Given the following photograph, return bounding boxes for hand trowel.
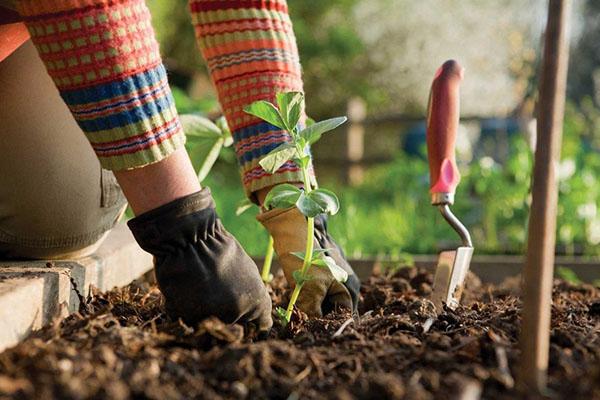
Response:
[426,60,474,311]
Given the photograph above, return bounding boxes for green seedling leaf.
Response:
[180,114,222,139]
[556,266,582,285]
[305,116,316,126]
[259,143,297,174]
[311,249,332,261]
[290,249,330,261]
[298,116,347,144]
[180,114,232,182]
[264,183,302,209]
[244,101,287,130]
[293,155,311,170]
[235,198,255,216]
[276,306,288,324]
[292,270,311,286]
[189,137,224,182]
[312,255,348,283]
[307,188,340,215]
[295,191,325,218]
[216,116,234,147]
[276,92,304,132]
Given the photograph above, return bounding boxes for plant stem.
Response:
[284,216,314,321]
[283,144,315,323]
[261,236,275,282]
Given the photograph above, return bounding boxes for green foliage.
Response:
[244,101,288,131]
[276,92,304,131]
[205,102,600,260]
[146,0,204,72]
[556,267,583,285]
[244,92,347,324]
[302,189,340,217]
[312,255,349,283]
[235,198,255,217]
[260,145,298,174]
[287,0,376,116]
[264,184,302,209]
[180,115,233,182]
[299,117,348,144]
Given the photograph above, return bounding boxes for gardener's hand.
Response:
[128,188,272,333]
[258,207,360,317]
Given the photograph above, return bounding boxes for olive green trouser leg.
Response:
[0,41,127,259]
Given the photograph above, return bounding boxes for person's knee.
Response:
[0,40,127,259]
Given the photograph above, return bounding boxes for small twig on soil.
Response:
[458,378,483,400]
[332,317,354,338]
[448,337,479,353]
[349,358,363,384]
[358,310,373,325]
[178,319,194,335]
[140,314,162,331]
[308,353,324,381]
[292,365,312,384]
[422,317,435,333]
[494,346,515,389]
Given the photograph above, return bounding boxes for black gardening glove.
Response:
[128,188,272,332]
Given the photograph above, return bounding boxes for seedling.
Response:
[180,114,233,182]
[244,92,349,325]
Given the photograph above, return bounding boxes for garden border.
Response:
[0,223,153,353]
[255,255,600,284]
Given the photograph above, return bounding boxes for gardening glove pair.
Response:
[128,188,272,333]
[258,207,360,317]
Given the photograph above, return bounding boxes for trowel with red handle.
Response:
[426,60,474,311]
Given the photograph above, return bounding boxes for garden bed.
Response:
[0,267,598,399]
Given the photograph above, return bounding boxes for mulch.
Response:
[0,266,598,400]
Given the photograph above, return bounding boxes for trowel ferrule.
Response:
[431,192,455,206]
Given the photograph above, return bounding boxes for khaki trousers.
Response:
[0,41,127,259]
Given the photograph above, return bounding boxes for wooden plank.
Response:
[345,97,367,185]
[519,0,572,392]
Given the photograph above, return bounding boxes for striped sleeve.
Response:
[16,0,186,171]
[189,0,314,197]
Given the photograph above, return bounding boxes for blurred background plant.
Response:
[142,0,600,258]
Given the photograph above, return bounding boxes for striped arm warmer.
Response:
[16,0,185,171]
[189,0,314,197]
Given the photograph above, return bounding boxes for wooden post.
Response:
[345,97,367,185]
[519,0,571,392]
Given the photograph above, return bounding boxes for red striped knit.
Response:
[190,0,313,196]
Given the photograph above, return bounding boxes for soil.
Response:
[0,267,598,400]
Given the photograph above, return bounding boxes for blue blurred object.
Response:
[403,121,427,158]
[479,118,520,138]
[402,117,522,163]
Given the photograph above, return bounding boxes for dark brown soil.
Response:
[0,267,598,400]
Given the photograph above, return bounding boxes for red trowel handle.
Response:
[426,60,464,205]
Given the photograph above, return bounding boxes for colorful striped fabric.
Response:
[190,0,313,196]
[17,0,185,170]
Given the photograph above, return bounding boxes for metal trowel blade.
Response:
[431,246,474,311]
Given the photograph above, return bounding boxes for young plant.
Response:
[244,92,349,324]
[180,114,233,182]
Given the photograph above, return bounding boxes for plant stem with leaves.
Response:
[244,92,349,325]
[261,236,275,282]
